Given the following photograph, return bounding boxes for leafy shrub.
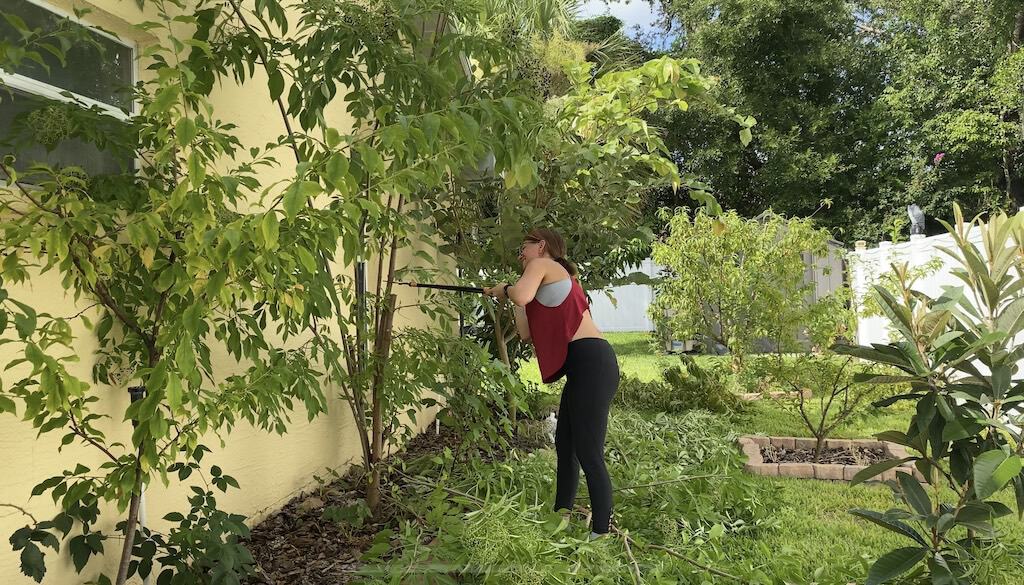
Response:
[836,206,1024,583]
[523,387,561,419]
[606,410,773,534]
[398,329,531,455]
[615,355,741,414]
[735,354,778,394]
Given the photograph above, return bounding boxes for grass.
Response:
[718,476,1024,583]
[731,397,917,440]
[517,331,678,385]
[518,332,1024,582]
[718,476,902,581]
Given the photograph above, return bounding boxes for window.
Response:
[0,0,135,176]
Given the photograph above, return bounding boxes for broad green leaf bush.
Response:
[836,205,1024,583]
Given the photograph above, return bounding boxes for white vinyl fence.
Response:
[850,221,1021,432]
[589,259,664,332]
[850,232,983,346]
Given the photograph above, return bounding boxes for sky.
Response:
[577,0,673,49]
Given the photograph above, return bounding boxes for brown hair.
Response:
[525,228,578,277]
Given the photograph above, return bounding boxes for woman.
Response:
[484,228,620,539]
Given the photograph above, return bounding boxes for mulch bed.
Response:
[242,421,549,584]
[760,444,889,466]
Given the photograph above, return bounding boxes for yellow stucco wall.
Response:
[1,1,449,582]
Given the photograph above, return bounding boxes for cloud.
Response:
[578,0,660,32]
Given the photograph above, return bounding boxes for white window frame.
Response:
[0,0,137,120]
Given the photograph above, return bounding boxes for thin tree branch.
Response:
[612,474,721,492]
[0,503,38,524]
[621,530,642,585]
[614,527,744,582]
[68,411,120,463]
[0,165,62,217]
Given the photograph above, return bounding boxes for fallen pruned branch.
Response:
[612,526,744,582]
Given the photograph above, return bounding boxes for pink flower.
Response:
[933,152,946,165]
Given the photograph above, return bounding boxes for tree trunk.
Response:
[493,305,511,367]
[492,306,517,425]
[114,462,142,585]
[730,350,744,375]
[813,435,826,464]
[367,293,397,513]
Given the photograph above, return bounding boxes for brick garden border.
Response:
[738,435,927,482]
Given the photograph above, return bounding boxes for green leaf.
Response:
[175,342,196,379]
[739,127,752,146]
[866,547,927,585]
[874,430,914,447]
[69,534,93,572]
[849,509,928,546]
[3,12,30,35]
[31,476,63,497]
[283,181,320,220]
[296,247,317,272]
[954,502,996,534]
[269,69,285,101]
[153,85,181,113]
[260,212,279,250]
[19,543,45,582]
[325,127,341,148]
[897,472,931,516]
[974,450,1021,499]
[325,153,349,189]
[188,150,206,187]
[166,374,184,412]
[851,457,913,486]
[834,343,913,371]
[0,394,16,415]
[14,309,37,339]
[175,118,197,147]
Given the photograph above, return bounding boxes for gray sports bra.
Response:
[535,279,572,307]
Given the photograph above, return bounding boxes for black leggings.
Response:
[553,338,620,534]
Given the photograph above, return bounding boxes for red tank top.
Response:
[526,278,590,383]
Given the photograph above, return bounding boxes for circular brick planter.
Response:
[738,435,927,483]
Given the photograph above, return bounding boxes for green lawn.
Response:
[520,332,1024,582]
[517,331,678,384]
[731,397,917,440]
[718,476,1024,583]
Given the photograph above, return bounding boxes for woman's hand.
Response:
[483,284,509,301]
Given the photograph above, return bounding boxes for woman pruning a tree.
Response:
[484,228,620,539]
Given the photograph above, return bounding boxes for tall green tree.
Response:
[652,0,898,242]
[648,0,1024,242]
[650,209,834,372]
[862,0,1024,225]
